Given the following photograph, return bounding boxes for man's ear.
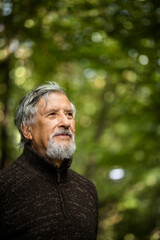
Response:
[21,123,32,140]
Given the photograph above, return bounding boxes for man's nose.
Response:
[58,114,70,128]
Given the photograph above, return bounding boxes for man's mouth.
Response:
[55,134,71,137]
[53,131,72,138]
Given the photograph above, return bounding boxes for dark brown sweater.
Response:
[0,145,98,240]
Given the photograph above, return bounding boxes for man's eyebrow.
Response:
[39,108,58,115]
[45,108,59,114]
[47,108,59,111]
[64,109,73,112]
[44,108,73,114]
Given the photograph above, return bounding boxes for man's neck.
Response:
[51,158,63,168]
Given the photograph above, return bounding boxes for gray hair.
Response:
[14,82,76,148]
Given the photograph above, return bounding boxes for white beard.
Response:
[46,130,76,161]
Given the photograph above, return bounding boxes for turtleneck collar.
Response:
[18,144,72,182]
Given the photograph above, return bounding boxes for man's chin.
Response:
[46,142,76,161]
[53,136,71,142]
[52,140,72,147]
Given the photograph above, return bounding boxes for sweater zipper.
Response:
[57,169,61,183]
[56,169,71,219]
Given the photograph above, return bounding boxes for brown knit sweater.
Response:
[0,145,98,240]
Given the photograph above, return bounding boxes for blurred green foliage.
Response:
[1,0,160,239]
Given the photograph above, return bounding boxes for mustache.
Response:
[50,129,73,139]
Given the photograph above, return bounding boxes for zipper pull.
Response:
[57,170,61,183]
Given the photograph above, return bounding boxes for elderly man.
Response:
[0,82,98,240]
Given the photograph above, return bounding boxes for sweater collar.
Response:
[19,144,72,182]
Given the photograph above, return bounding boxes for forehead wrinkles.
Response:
[37,93,72,114]
[36,95,48,114]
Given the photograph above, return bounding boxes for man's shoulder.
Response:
[0,154,25,187]
[68,168,97,196]
[0,159,19,178]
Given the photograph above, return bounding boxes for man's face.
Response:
[26,92,75,160]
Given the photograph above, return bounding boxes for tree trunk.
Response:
[0,58,11,169]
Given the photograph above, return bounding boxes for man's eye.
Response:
[48,112,56,116]
[67,112,73,117]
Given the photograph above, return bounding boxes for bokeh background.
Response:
[1,0,160,239]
